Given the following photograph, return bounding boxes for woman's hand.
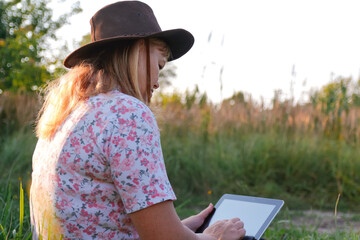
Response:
[181,203,214,232]
[203,218,246,240]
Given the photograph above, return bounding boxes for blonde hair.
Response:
[36,38,170,139]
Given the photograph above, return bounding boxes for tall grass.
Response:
[153,79,360,211]
[0,129,36,193]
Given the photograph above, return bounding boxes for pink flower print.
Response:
[80,209,90,217]
[154,139,159,147]
[84,161,92,170]
[135,102,144,108]
[127,150,132,156]
[142,185,149,194]
[96,101,103,108]
[87,125,95,139]
[87,198,98,208]
[74,145,81,154]
[130,170,141,185]
[108,232,116,239]
[149,177,158,187]
[52,174,62,187]
[127,130,137,141]
[132,177,140,185]
[73,183,80,191]
[119,138,128,148]
[125,196,137,210]
[58,168,66,175]
[111,152,122,168]
[83,144,93,153]
[66,223,79,234]
[96,118,104,127]
[141,158,149,167]
[142,111,153,126]
[112,136,121,146]
[89,215,100,225]
[95,111,103,118]
[112,136,128,149]
[103,138,112,156]
[118,118,127,125]
[119,105,130,114]
[127,99,135,106]
[136,149,143,157]
[70,159,81,172]
[148,160,159,174]
[148,188,160,199]
[81,194,88,201]
[83,225,96,236]
[70,136,80,147]
[120,155,135,171]
[124,183,139,194]
[109,210,121,227]
[98,232,116,240]
[76,215,88,226]
[56,197,72,211]
[110,105,117,113]
[140,134,153,146]
[127,119,137,128]
[59,152,71,165]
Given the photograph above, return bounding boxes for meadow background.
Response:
[1,0,360,239]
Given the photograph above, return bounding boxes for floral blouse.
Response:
[30,91,176,240]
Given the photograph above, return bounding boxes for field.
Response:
[1,77,360,239]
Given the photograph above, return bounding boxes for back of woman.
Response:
[31,91,175,239]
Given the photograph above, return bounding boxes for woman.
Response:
[30,1,246,239]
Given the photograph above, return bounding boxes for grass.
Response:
[0,129,36,195]
[0,181,32,240]
[1,183,358,239]
[163,128,360,211]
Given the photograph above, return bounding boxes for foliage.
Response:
[0,0,81,92]
[309,76,360,140]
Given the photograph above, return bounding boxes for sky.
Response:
[50,0,360,104]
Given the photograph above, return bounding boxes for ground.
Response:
[283,210,360,233]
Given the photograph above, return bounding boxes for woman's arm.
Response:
[129,200,246,240]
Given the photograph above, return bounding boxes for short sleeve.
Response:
[107,97,176,213]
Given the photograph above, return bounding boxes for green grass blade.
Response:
[19,181,24,237]
[1,184,12,224]
[0,223,7,239]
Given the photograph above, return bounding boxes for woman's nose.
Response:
[153,82,159,89]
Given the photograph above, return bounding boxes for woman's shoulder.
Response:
[88,91,146,109]
[88,90,155,121]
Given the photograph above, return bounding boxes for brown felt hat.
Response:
[64,1,194,68]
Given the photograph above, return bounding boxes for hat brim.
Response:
[63,28,194,68]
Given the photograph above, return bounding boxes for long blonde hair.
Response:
[36,38,169,139]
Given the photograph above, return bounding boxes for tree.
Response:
[0,0,81,92]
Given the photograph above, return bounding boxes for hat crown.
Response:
[91,1,162,42]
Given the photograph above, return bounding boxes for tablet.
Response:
[196,194,284,240]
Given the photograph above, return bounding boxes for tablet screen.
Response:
[195,194,284,239]
[209,199,276,236]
